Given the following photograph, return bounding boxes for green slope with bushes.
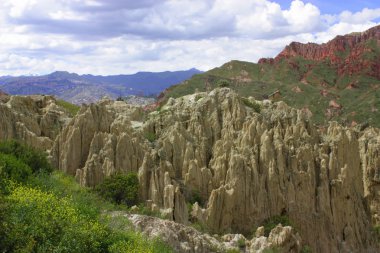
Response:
[162,59,380,127]
[0,140,172,253]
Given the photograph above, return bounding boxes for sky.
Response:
[0,0,379,76]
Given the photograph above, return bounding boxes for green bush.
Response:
[241,97,261,113]
[263,215,292,236]
[301,245,312,253]
[144,132,157,143]
[1,185,109,253]
[0,153,32,184]
[96,173,139,206]
[217,79,230,87]
[0,140,52,174]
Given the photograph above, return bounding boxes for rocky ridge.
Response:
[52,88,380,252]
[259,25,380,79]
[0,95,71,150]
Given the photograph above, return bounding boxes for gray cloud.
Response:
[0,0,379,76]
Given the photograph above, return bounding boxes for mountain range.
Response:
[161,25,380,127]
[0,68,202,104]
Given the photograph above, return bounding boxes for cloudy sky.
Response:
[0,0,379,76]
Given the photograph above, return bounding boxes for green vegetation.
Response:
[144,131,157,142]
[96,173,139,206]
[57,99,80,116]
[0,153,32,184]
[0,140,172,253]
[237,238,246,248]
[374,225,380,242]
[241,97,261,113]
[217,79,230,87]
[0,140,53,174]
[262,215,292,236]
[301,245,313,253]
[162,53,380,127]
[189,190,203,205]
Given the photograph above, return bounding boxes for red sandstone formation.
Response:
[259,25,380,80]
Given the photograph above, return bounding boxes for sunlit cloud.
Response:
[0,0,379,75]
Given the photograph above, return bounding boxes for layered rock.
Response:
[0,95,71,150]
[52,88,379,252]
[260,25,380,79]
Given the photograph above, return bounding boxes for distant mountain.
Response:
[161,25,380,127]
[0,68,202,104]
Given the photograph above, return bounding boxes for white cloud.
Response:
[340,8,380,24]
[0,0,378,76]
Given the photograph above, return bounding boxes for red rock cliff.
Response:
[260,25,380,79]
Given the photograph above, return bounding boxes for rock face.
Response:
[360,128,380,226]
[260,25,380,79]
[52,88,379,252]
[0,95,71,150]
[51,98,147,186]
[121,213,302,253]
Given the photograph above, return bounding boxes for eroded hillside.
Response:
[49,88,380,252]
[161,25,380,127]
[0,94,71,150]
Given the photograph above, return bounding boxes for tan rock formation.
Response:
[51,99,146,186]
[52,88,379,252]
[360,128,380,226]
[119,213,303,253]
[0,95,70,150]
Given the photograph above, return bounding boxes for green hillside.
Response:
[162,57,380,126]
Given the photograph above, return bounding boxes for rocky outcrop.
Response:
[360,128,380,226]
[120,213,302,253]
[51,98,147,186]
[52,88,379,252]
[0,95,71,150]
[260,25,380,80]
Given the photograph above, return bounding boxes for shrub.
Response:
[189,190,203,206]
[263,215,292,236]
[0,140,52,174]
[144,132,157,143]
[241,97,261,113]
[0,153,32,184]
[217,79,230,87]
[96,173,139,206]
[1,185,109,253]
[237,238,246,248]
[301,245,312,253]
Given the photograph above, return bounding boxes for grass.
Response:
[57,99,80,116]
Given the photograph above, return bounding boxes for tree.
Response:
[96,173,139,206]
